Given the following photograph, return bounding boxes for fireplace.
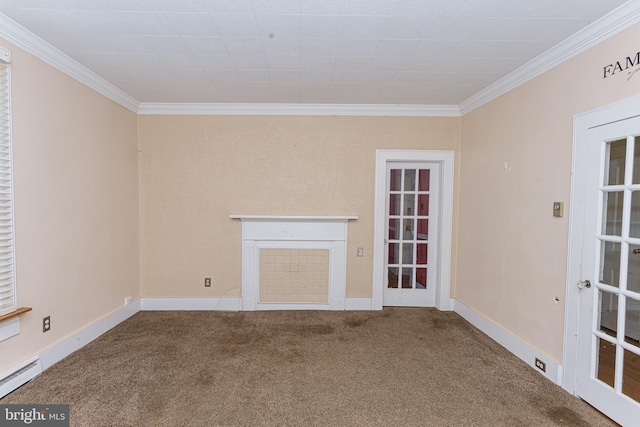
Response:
[230,216,357,310]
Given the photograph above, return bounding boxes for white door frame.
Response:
[564,93,640,394]
[372,149,455,310]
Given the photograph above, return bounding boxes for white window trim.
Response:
[0,45,18,342]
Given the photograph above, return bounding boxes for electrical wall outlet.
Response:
[357,247,364,257]
[553,202,564,217]
[535,358,546,372]
[204,278,211,287]
[124,296,132,305]
[42,316,50,333]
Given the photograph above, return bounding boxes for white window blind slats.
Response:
[0,54,15,317]
[0,296,14,309]
[0,294,15,314]
[0,287,14,301]
[0,267,13,276]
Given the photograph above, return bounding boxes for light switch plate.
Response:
[553,202,564,217]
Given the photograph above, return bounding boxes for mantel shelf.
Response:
[230,215,358,221]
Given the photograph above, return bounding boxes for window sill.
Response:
[0,307,32,342]
[0,307,32,322]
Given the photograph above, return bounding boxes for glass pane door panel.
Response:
[417,219,429,240]
[416,268,427,289]
[418,194,429,216]
[401,268,412,288]
[389,194,400,215]
[633,136,640,184]
[403,194,415,216]
[404,169,416,191]
[389,219,399,240]
[629,244,640,293]
[418,169,430,191]
[388,267,398,288]
[388,243,399,264]
[597,337,617,389]
[402,243,413,264]
[623,349,640,403]
[625,296,640,346]
[595,292,617,390]
[598,291,619,335]
[390,169,401,191]
[416,244,428,265]
[403,218,415,240]
[601,241,621,287]
[603,191,624,236]
[606,139,627,186]
[631,192,640,238]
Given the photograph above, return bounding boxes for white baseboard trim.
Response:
[454,300,562,386]
[140,297,376,311]
[40,299,141,371]
[140,297,242,311]
[344,298,373,310]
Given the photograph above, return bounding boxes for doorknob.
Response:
[633,248,640,254]
[578,279,591,289]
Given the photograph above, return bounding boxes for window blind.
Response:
[0,46,14,317]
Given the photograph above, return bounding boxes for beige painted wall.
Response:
[0,41,139,373]
[5,14,635,378]
[458,23,640,363]
[138,115,460,300]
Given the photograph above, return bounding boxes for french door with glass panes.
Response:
[577,115,640,425]
[384,162,439,306]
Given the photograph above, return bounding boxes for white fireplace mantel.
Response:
[231,215,358,310]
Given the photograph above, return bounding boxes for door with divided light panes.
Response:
[577,115,640,425]
[384,162,439,306]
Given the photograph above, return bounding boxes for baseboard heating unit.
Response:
[0,356,42,399]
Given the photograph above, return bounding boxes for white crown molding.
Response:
[137,102,461,117]
[0,13,139,113]
[459,1,640,115]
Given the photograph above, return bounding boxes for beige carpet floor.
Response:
[2,308,614,426]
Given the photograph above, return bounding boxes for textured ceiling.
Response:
[0,0,630,105]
